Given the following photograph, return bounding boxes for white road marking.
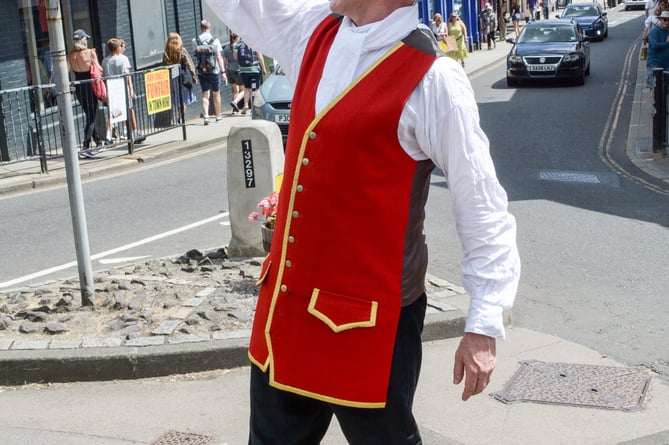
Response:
[0,213,229,289]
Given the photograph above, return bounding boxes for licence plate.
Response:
[528,64,555,72]
[275,114,290,124]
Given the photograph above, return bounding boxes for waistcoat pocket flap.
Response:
[308,288,378,333]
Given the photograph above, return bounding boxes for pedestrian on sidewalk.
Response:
[647,10,669,101]
[447,12,469,67]
[193,19,226,125]
[479,4,497,50]
[163,32,198,109]
[210,1,520,444]
[543,0,552,19]
[66,29,103,157]
[234,39,266,114]
[511,0,522,36]
[103,38,146,144]
[223,32,245,114]
[430,12,448,41]
[499,0,508,39]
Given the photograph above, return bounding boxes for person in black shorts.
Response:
[223,32,245,114]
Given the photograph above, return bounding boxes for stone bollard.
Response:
[226,120,284,257]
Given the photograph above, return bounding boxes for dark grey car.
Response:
[506,20,591,87]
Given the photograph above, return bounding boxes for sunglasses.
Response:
[661,17,669,21]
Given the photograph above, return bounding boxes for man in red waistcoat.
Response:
[210,0,521,443]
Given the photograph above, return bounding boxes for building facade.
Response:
[1,0,496,163]
[10,0,496,97]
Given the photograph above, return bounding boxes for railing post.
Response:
[176,65,187,141]
[658,71,669,155]
[652,68,664,153]
[31,86,48,173]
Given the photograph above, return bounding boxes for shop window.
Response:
[129,0,168,69]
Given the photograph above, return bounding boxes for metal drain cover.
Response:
[491,360,652,411]
[149,431,215,445]
[538,170,601,183]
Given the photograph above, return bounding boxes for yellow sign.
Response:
[144,69,172,115]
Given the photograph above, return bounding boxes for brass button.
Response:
[296,185,304,192]
[280,284,288,292]
[309,132,317,140]
[292,211,299,218]
[285,260,293,268]
[288,236,295,243]
[302,158,310,166]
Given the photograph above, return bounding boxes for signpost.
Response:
[46,0,95,305]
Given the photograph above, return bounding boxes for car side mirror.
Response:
[555,14,561,18]
[506,37,516,44]
[601,11,607,16]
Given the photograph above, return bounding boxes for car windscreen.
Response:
[517,26,576,43]
[563,5,599,16]
[261,72,294,102]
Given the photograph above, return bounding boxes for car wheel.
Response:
[625,5,630,10]
[585,63,590,76]
[507,77,519,87]
[604,28,608,39]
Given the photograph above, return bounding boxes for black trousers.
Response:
[249,294,427,445]
[74,83,100,148]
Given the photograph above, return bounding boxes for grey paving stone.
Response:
[11,340,50,350]
[152,319,181,335]
[166,279,192,285]
[195,287,216,298]
[168,334,209,344]
[212,329,251,340]
[82,338,123,348]
[50,340,83,349]
[183,297,205,307]
[0,339,13,350]
[427,299,458,312]
[106,274,167,282]
[171,307,193,320]
[431,289,459,298]
[426,275,454,288]
[124,336,165,347]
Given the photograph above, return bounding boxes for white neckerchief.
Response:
[315,4,419,113]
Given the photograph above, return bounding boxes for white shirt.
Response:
[206,0,521,339]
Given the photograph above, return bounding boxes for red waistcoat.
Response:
[249,16,439,408]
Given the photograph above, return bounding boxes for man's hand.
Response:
[453,332,497,401]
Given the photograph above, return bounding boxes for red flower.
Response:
[248,192,279,229]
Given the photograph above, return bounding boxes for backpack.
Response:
[237,41,254,67]
[195,36,217,74]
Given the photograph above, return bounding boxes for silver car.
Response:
[252,66,294,146]
[623,0,646,10]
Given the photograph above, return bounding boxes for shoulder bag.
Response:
[180,54,195,89]
[89,50,107,102]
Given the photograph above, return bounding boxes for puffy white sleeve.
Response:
[204,0,331,83]
[400,56,521,339]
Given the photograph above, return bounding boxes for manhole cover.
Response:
[149,430,214,445]
[491,360,652,411]
[538,170,601,184]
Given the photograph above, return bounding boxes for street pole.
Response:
[46,0,95,305]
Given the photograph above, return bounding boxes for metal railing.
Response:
[0,64,187,172]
